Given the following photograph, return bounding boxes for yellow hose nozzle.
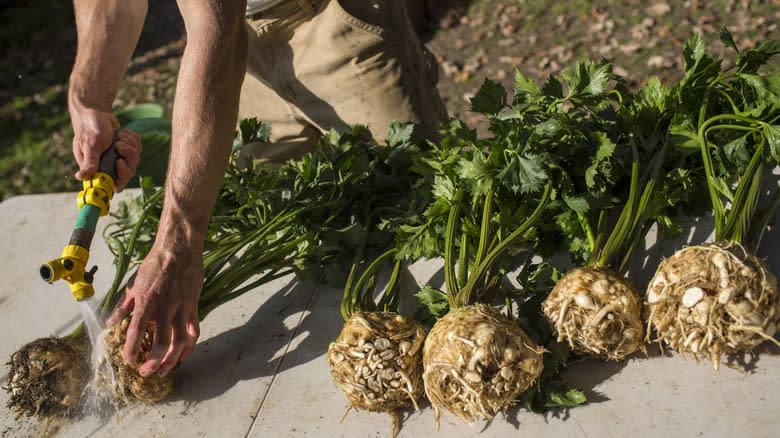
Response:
[41,144,117,302]
[39,245,96,301]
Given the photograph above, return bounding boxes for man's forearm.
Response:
[69,0,148,112]
[156,0,248,254]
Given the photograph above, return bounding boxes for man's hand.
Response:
[70,106,142,191]
[107,246,202,377]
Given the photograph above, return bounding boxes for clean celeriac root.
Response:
[422,304,544,426]
[328,312,426,437]
[645,242,780,369]
[542,267,644,360]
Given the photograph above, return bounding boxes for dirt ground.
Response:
[423,0,779,129]
[0,0,778,197]
[113,0,780,128]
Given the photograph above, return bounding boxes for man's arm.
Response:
[107,0,249,377]
[69,0,147,190]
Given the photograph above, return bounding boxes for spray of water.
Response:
[78,299,124,415]
[79,299,105,365]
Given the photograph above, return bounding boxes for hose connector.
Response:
[39,245,96,301]
[77,171,115,216]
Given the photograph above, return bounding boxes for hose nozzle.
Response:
[40,144,116,302]
[39,247,96,301]
[40,258,69,283]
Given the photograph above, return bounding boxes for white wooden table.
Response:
[1,192,778,438]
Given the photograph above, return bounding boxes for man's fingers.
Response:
[115,142,141,170]
[115,139,141,163]
[156,313,192,377]
[74,133,100,181]
[72,141,85,167]
[117,132,142,165]
[73,124,141,182]
[106,293,134,326]
[139,319,172,377]
[123,311,150,366]
[179,319,200,363]
[74,130,116,181]
[113,131,142,191]
[115,158,132,192]
[118,128,141,150]
[109,115,121,132]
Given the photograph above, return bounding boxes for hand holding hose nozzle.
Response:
[40,143,119,301]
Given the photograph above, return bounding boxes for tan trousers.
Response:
[237,0,448,162]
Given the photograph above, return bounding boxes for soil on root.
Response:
[422,304,544,425]
[5,336,90,419]
[101,318,175,403]
[543,267,644,361]
[645,242,780,369]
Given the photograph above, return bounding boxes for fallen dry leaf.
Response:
[646,3,672,17]
[646,55,674,69]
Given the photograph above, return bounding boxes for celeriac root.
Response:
[422,304,544,426]
[99,317,175,403]
[542,267,644,360]
[328,312,426,436]
[645,242,780,369]
[5,336,90,418]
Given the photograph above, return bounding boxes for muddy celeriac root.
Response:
[542,267,644,360]
[422,304,544,426]
[5,336,90,418]
[328,311,426,435]
[645,242,780,369]
[97,317,175,403]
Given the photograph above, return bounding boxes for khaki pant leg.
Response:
[240,0,448,162]
[281,0,448,143]
[238,9,321,163]
[238,67,320,163]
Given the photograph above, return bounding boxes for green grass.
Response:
[0,85,75,199]
[0,1,78,199]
